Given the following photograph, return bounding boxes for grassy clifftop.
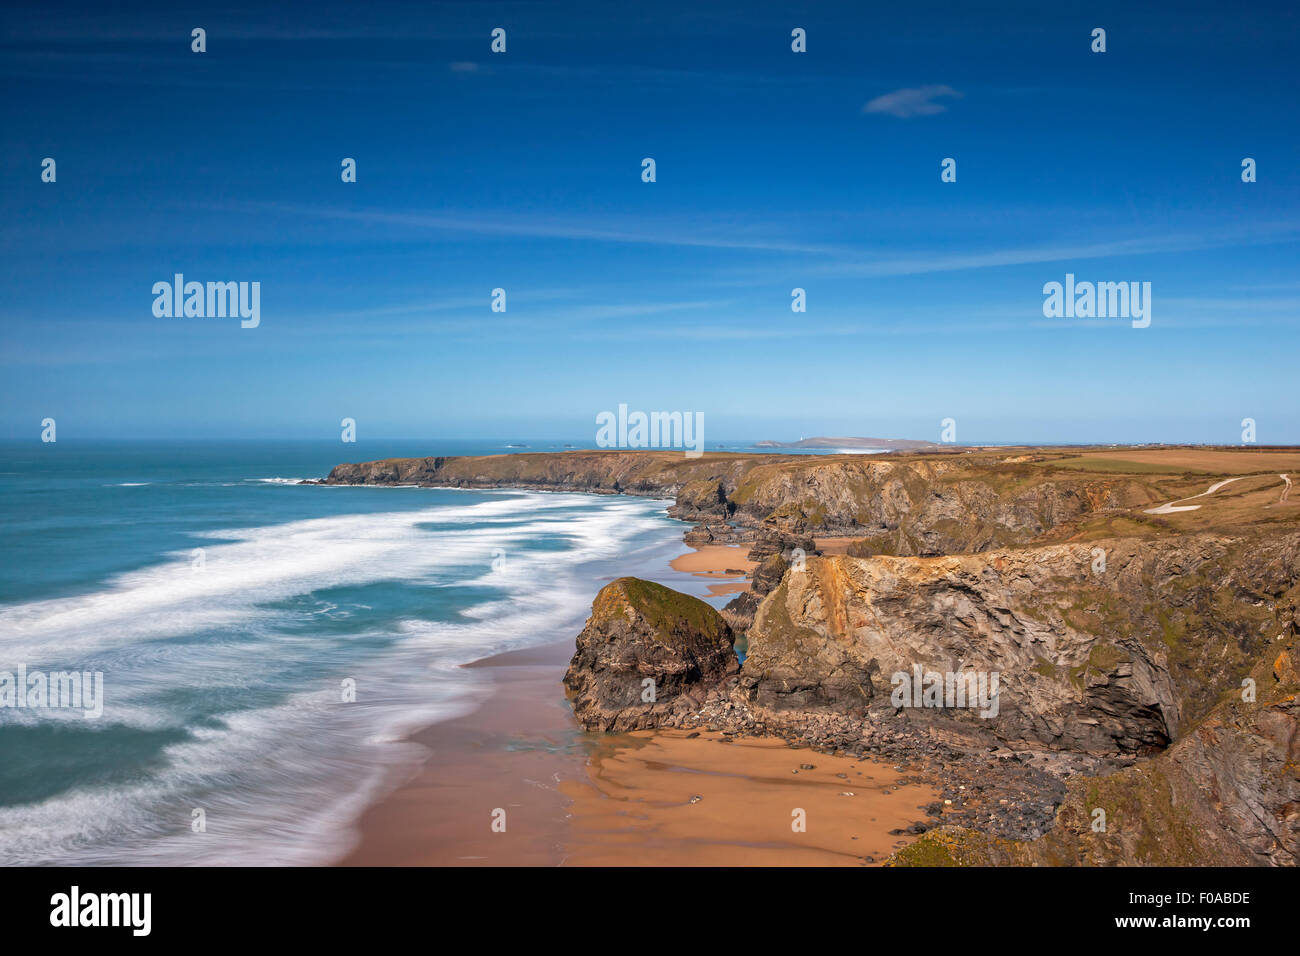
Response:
[326,446,1300,555]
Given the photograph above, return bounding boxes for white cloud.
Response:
[863,84,963,118]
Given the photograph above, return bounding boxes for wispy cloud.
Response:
[863,84,963,118]
[809,224,1300,279]
[207,202,1300,287]
[227,202,847,255]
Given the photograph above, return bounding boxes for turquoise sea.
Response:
[0,440,714,865]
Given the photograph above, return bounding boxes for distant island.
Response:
[754,436,942,451]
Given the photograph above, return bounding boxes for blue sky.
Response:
[2,0,1298,443]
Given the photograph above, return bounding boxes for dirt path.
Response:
[1144,476,1246,514]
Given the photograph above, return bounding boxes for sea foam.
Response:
[0,491,676,865]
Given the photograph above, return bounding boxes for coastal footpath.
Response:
[320,446,1300,865]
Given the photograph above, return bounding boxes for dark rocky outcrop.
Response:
[321,450,767,504]
[563,577,738,731]
[750,552,790,596]
[721,589,760,629]
[720,553,789,635]
[845,538,875,558]
[682,521,748,546]
[667,478,731,521]
[746,527,816,562]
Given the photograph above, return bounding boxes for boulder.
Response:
[563,577,738,731]
[682,520,743,546]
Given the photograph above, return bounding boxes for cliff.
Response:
[320,450,770,500]
[741,533,1299,755]
[321,448,1208,555]
[325,445,1300,864]
[892,638,1300,866]
[561,531,1299,864]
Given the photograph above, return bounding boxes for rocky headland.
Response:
[321,446,1300,865]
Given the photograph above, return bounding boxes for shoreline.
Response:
[337,638,584,866]
[336,543,938,866]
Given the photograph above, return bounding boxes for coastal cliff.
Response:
[321,448,1178,555]
[892,638,1300,866]
[741,533,1299,755]
[562,531,1299,865]
[321,450,769,500]
[743,531,1300,865]
[325,446,1300,864]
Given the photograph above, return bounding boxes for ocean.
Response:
[0,440,703,865]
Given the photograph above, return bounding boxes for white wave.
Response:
[0,493,651,661]
[0,490,678,865]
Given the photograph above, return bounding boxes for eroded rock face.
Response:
[747,527,816,562]
[751,552,790,596]
[739,533,1300,755]
[1159,692,1300,864]
[720,553,790,634]
[667,479,730,521]
[563,577,738,731]
[323,451,764,503]
[894,644,1300,866]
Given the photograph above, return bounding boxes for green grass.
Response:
[1033,457,1205,475]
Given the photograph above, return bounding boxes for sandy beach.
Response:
[665,538,859,593]
[667,543,754,595]
[338,545,938,866]
[561,730,937,866]
[813,536,861,555]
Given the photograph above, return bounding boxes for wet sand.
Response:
[338,639,584,866]
[339,639,938,866]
